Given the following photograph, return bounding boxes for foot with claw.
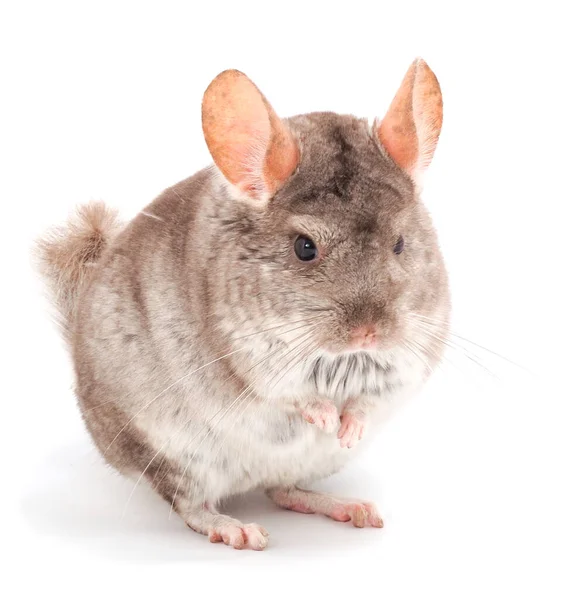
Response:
[182,502,269,551]
[208,522,269,551]
[328,501,383,527]
[267,486,383,528]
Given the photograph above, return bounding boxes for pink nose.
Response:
[350,324,379,349]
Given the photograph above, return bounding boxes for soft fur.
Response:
[36,61,450,550]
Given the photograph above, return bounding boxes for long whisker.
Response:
[103,347,245,456]
[412,335,462,377]
[266,338,318,394]
[408,328,473,382]
[410,317,501,381]
[211,319,324,393]
[404,315,500,392]
[410,312,532,374]
[449,330,532,374]
[402,340,432,374]
[87,320,319,415]
[230,315,323,342]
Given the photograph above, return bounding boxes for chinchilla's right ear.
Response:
[202,70,299,205]
[375,58,443,188]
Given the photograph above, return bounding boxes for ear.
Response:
[375,58,443,185]
[202,69,299,202]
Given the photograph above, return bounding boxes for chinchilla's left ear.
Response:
[375,58,443,187]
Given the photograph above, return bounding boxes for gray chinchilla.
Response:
[36,58,449,550]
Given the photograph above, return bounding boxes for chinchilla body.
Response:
[37,62,449,549]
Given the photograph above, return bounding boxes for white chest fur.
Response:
[204,347,425,501]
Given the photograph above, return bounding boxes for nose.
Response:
[350,324,379,349]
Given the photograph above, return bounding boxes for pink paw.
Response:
[329,501,384,528]
[300,400,339,434]
[337,412,365,448]
[208,523,269,551]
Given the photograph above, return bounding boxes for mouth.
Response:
[320,339,381,357]
[317,326,403,356]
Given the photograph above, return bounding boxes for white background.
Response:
[2,1,565,598]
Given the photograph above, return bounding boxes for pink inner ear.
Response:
[377,59,443,179]
[263,111,300,193]
[202,70,298,199]
[377,63,419,173]
[378,114,418,173]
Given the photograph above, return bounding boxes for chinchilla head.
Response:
[201,60,449,358]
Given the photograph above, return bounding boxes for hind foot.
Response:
[183,503,269,550]
[267,486,383,528]
[208,521,269,550]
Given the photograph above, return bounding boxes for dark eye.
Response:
[393,236,405,255]
[294,236,318,261]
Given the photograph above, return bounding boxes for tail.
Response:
[35,201,123,342]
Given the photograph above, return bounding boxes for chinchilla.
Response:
[36,59,449,550]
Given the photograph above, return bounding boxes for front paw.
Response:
[299,400,339,434]
[337,412,365,448]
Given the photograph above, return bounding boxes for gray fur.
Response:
[36,68,450,549]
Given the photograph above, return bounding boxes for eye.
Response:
[393,236,405,255]
[294,236,318,261]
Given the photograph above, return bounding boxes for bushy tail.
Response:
[35,201,123,342]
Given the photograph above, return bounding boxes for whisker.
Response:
[410,338,438,372]
[266,338,318,395]
[410,312,532,374]
[230,317,321,342]
[103,347,246,456]
[408,330,477,382]
[410,317,501,381]
[449,331,532,374]
[405,315,498,390]
[402,340,432,374]
[91,317,326,415]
